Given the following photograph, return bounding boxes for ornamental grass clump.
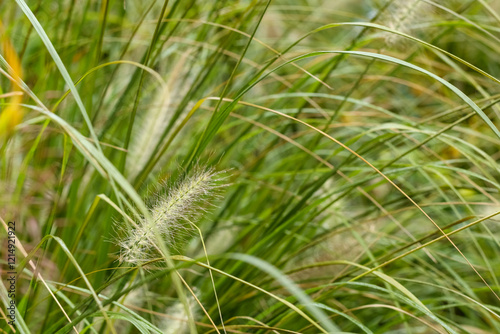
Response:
[119,167,225,264]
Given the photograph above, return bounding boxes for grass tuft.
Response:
[2,0,500,333]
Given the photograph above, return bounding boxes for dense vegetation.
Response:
[1,0,500,333]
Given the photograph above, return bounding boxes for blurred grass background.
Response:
[2,0,500,333]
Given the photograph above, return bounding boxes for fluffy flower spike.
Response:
[119,166,226,264]
[382,0,431,46]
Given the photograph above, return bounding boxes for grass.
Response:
[1,0,500,333]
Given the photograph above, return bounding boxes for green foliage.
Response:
[1,0,500,333]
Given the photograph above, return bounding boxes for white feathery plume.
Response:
[382,0,432,46]
[126,84,171,180]
[119,167,225,264]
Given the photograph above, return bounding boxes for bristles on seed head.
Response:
[118,166,227,264]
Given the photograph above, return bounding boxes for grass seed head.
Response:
[119,166,226,264]
[382,0,432,46]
